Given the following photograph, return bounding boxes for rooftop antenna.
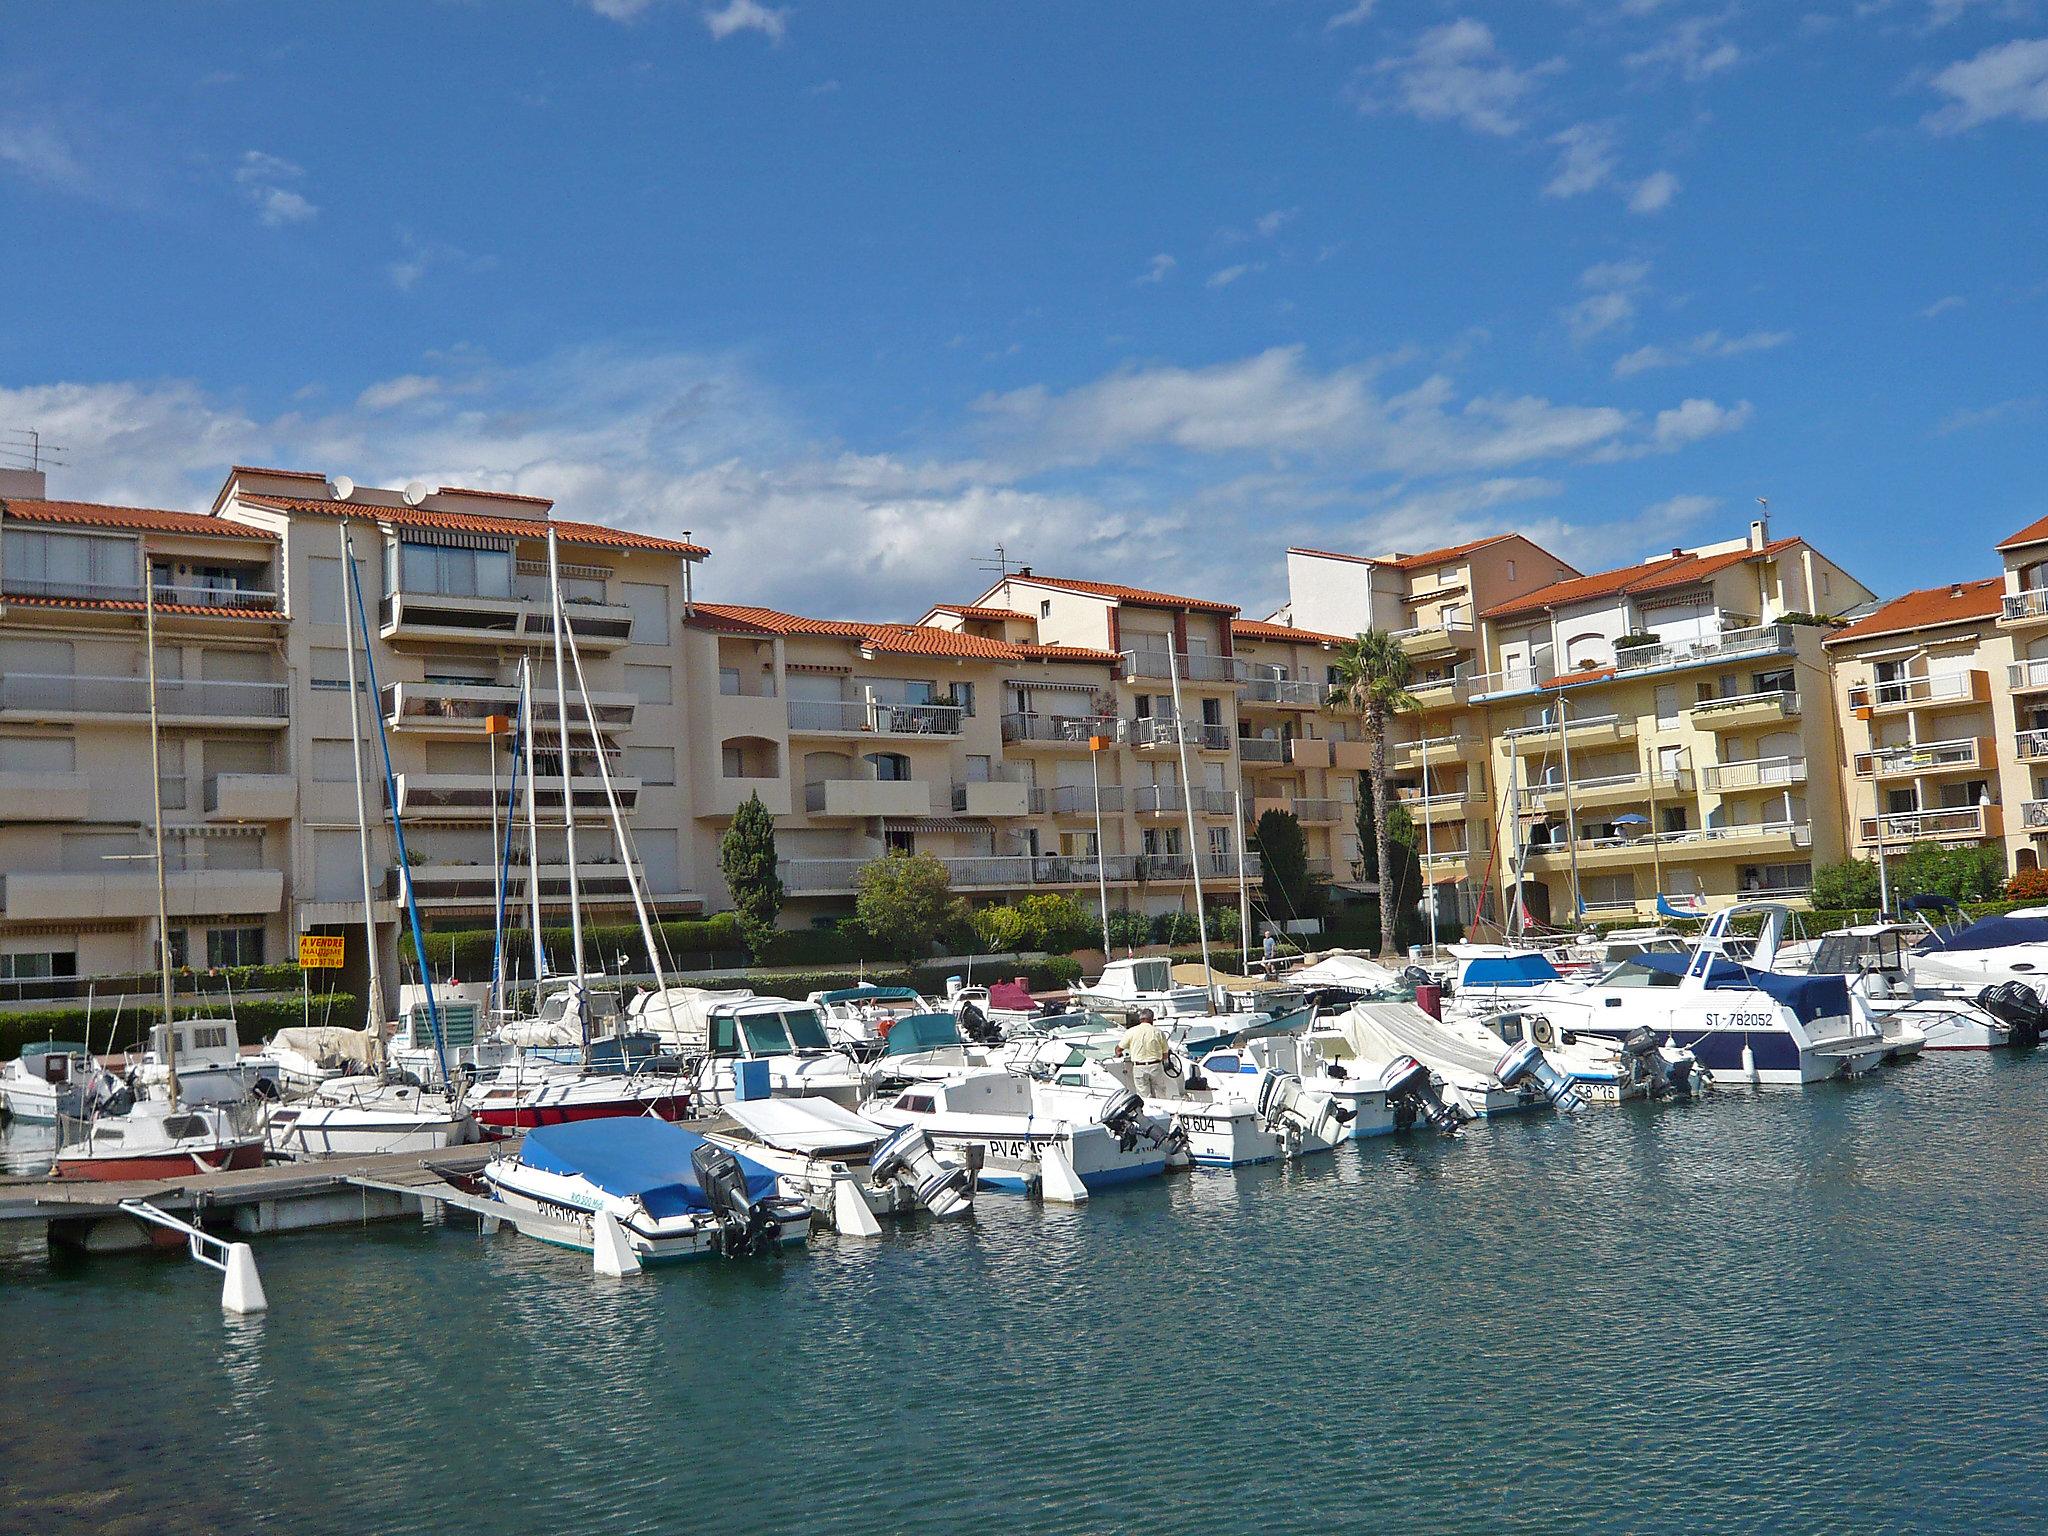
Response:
[973,544,1019,579]
[0,429,67,473]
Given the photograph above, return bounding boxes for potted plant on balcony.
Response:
[1613,633,1660,652]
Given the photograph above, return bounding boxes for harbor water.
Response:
[6,1053,2048,1534]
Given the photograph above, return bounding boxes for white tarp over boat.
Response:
[625,987,757,1051]
[268,1025,376,1068]
[1336,1000,1504,1084]
[722,1095,886,1155]
[1290,953,1402,992]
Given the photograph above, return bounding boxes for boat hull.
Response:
[51,1141,266,1181]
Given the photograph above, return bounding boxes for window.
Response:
[1208,826,1230,856]
[719,667,742,696]
[884,828,915,853]
[637,829,681,892]
[624,746,676,786]
[1507,559,1517,581]
[2,527,136,599]
[399,542,512,598]
[0,950,78,981]
[312,739,357,782]
[950,681,975,717]
[623,581,670,645]
[866,752,911,781]
[1754,667,1794,696]
[1201,697,1222,727]
[722,746,746,778]
[310,647,356,692]
[208,837,264,871]
[311,829,361,902]
[624,663,672,706]
[207,927,265,967]
[157,737,187,810]
[1040,600,1052,619]
[307,555,362,626]
[0,735,74,773]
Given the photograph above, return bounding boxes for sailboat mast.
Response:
[1165,641,1215,998]
[339,526,386,1059]
[1556,692,1584,923]
[143,576,179,1111]
[521,657,546,987]
[546,530,588,1025]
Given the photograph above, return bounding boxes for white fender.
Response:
[591,1208,642,1277]
[832,1176,883,1238]
[1038,1141,1089,1205]
[220,1242,268,1316]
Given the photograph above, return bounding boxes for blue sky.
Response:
[0,0,2043,618]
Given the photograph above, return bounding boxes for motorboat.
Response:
[126,1017,282,1107]
[463,1058,692,1137]
[51,1094,265,1181]
[1,1040,97,1124]
[807,984,932,1050]
[1322,999,1559,1117]
[483,1118,813,1264]
[863,1069,1183,1198]
[1072,956,1212,1019]
[265,1024,380,1094]
[945,976,1055,1034]
[386,983,516,1087]
[699,1095,975,1229]
[266,1073,477,1158]
[1473,1010,1704,1103]
[1794,924,2017,1052]
[627,988,869,1108]
[1908,911,2048,1007]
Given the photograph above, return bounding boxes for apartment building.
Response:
[0,468,292,986]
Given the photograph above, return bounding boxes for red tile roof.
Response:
[690,603,1117,664]
[926,602,1026,623]
[1000,573,1239,614]
[1481,538,1800,621]
[1823,577,2003,646]
[437,485,556,508]
[1997,514,2048,552]
[1232,617,1350,647]
[2,497,277,541]
[0,592,282,622]
[229,465,325,481]
[236,493,708,558]
[1288,534,1572,574]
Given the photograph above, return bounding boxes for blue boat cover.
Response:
[1631,952,1850,1025]
[1900,893,1960,913]
[519,1119,777,1218]
[817,985,921,1005]
[1460,953,1562,987]
[883,1012,965,1055]
[1915,914,2048,953]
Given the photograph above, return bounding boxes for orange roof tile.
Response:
[1288,534,1574,574]
[690,603,1117,664]
[437,485,556,508]
[927,602,1026,623]
[236,493,708,558]
[229,465,325,481]
[1001,573,1238,614]
[1823,577,2002,646]
[1231,617,1350,647]
[1997,514,2048,552]
[1481,538,1801,621]
[2,497,276,541]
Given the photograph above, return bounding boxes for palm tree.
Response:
[1329,630,1416,961]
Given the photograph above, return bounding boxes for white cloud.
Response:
[0,121,89,193]
[1326,0,1377,30]
[1545,123,1620,197]
[1921,294,1967,317]
[1925,37,2048,132]
[357,374,442,411]
[703,0,788,42]
[1629,168,1681,212]
[234,150,317,227]
[1354,20,1559,137]
[1624,13,1742,81]
[1255,207,1299,238]
[1936,394,2043,433]
[1136,253,1176,285]
[1640,493,1720,526]
[1206,263,1259,289]
[1613,344,1684,377]
[1613,329,1791,376]
[387,231,496,293]
[584,0,658,17]
[1566,259,1651,342]
[1650,396,1753,448]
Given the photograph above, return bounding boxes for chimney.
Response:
[1018,564,1032,577]
[0,467,48,499]
[1749,515,1768,552]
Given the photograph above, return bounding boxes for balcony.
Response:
[0,770,88,821]
[2010,658,2048,695]
[379,590,636,650]
[2022,800,2048,833]
[1289,797,1342,824]
[790,698,964,738]
[1000,712,1122,749]
[1394,618,1475,658]
[697,777,793,819]
[1521,768,1693,812]
[1611,622,1795,676]
[1032,783,1128,816]
[1242,674,1323,709]
[0,868,284,922]
[804,778,932,818]
[1408,673,1475,706]
[204,773,296,822]
[1238,736,1287,763]
[951,777,1031,817]
[1853,737,1988,780]
[1505,713,1637,754]
[1860,805,2002,846]
[1529,822,1814,868]
[775,851,1261,897]
[1702,756,1807,794]
[1849,672,1989,713]
[389,861,657,908]
[2020,729,2048,762]
[1130,717,1233,752]
[1689,690,1799,732]
[383,680,637,736]
[1388,733,1474,770]
[0,575,281,615]
[394,773,638,820]
[1118,649,1247,686]
[2002,588,2048,627]
[1290,737,1333,769]
[1397,789,1470,824]
[1134,785,1236,817]
[1467,666,1545,700]
[0,672,288,726]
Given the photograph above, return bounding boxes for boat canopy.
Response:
[1631,952,1850,1025]
[1457,952,1561,988]
[519,1119,777,1218]
[1900,894,1961,913]
[884,1012,966,1055]
[1914,915,2048,953]
[986,979,1036,1012]
[1290,953,1402,991]
[17,1040,89,1058]
[817,986,922,1006]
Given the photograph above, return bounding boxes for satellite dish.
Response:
[402,480,429,506]
[327,475,355,502]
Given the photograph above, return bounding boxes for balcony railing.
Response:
[1611,621,1794,675]
[777,851,1260,895]
[1288,797,1342,824]
[0,671,288,721]
[1134,785,1235,816]
[1238,736,1287,763]
[2010,659,2048,692]
[1118,649,1248,685]
[788,698,964,736]
[2003,588,2048,623]
[1849,673,1977,710]
[381,680,636,734]
[395,773,636,818]
[1000,711,1121,747]
[2018,729,2048,761]
[1503,711,1628,741]
[1241,675,1323,707]
[1860,806,1996,844]
[1528,822,1814,857]
[1703,756,1807,793]
[2023,799,2048,831]
[380,590,636,647]
[1032,783,1128,816]
[1853,737,1983,779]
[1130,717,1234,752]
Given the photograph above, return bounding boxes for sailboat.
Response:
[54,582,265,1179]
[268,524,476,1158]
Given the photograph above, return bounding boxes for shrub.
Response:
[969,903,1033,954]
[1893,840,2005,904]
[410,915,746,977]
[0,993,360,1061]
[2006,867,2048,902]
[719,792,784,959]
[1013,892,1099,952]
[1206,904,1242,946]
[1152,909,1202,946]
[1105,908,1150,951]
[1811,859,1881,911]
[853,852,961,960]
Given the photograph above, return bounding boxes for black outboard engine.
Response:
[690,1140,805,1258]
[1619,1025,1668,1099]
[1977,982,2045,1048]
[958,1000,1003,1045]
[1378,1055,1467,1137]
[1096,1086,1153,1152]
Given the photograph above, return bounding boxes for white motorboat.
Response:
[1472,1010,1704,1103]
[627,988,869,1108]
[126,1017,282,1107]
[1324,999,1560,1117]
[1907,911,2048,1017]
[1073,956,1212,1018]
[464,1058,693,1137]
[1793,924,2011,1052]
[52,1093,266,1181]
[266,1074,477,1158]
[1,1040,98,1124]
[265,1024,380,1094]
[483,1118,812,1264]
[806,984,933,1050]
[700,1095,975,1227]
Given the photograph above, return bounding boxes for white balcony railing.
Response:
[2010,659,2048,692]
[1503,711,1627,741]
[1854,737,1982,779]
[0,671,288,720]
[2018,729,2048,762]
[1135,785,1235,816]
[1690,688,1799,720]
[1242,675,1324,707]
[2003,588,2048,623]
[1612,621,1794,675]
[1703,756,1807,793]
[788,698,964,736]
[1860,806,1994,843]
[1118,649,1248,685]
[777,851,1261,896]
[1031,783,1128,816]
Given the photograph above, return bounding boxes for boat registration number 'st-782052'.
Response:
[1699,1012,1776,1030]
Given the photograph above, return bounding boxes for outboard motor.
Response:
[690,1140,806,1258]
[1977,982,2045,1048]
[85,1068,133,1119]
[869,1123,974,1220]
[1494,1038,1587,1114]
[1378,1055,1466,1137]
[1097,1086,1153,1153]
[958,1000,1004,1046]
[1255,1071,1355,1148]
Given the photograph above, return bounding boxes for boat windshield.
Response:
[1597,958,1687,989]
[739,1008,831,1056]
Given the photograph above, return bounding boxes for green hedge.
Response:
[0,994,360,1062]
[679,957,1084,999]
[408,915,747,977]
[0,962,312,1006]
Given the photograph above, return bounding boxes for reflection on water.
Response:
[5,1059,2048,1534]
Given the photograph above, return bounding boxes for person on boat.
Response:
[1262,930,1279,977]
[1117,1010,1171,1100]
